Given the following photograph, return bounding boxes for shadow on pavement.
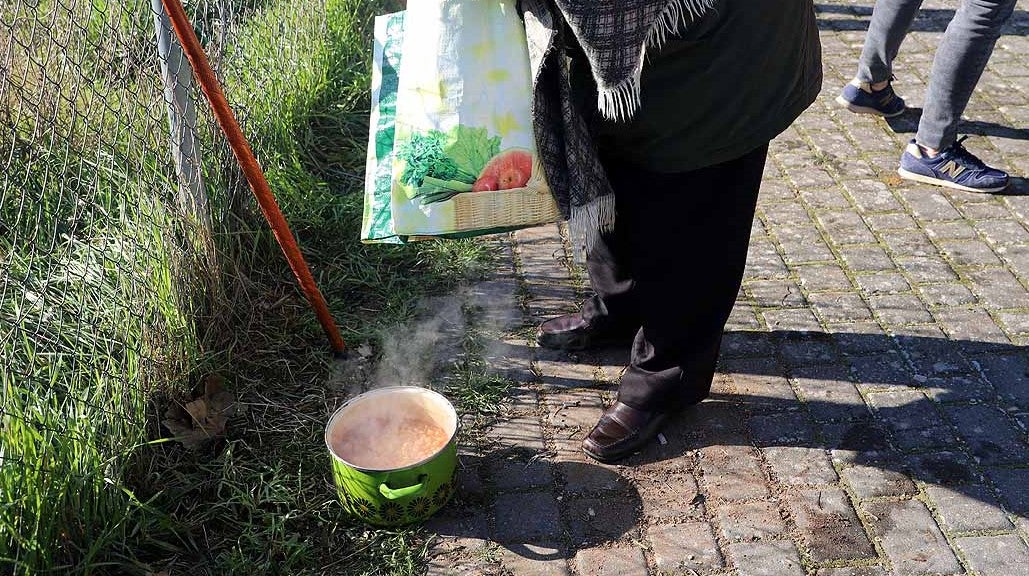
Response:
[426,452,642,561]
[885,107,1029,142]
[522,329,1027,518]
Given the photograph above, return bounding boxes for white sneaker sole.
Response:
[897,168,1009,193]
[835,95,905,118]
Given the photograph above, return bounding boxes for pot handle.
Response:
[379,475,428,500]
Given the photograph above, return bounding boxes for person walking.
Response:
[836,0,1015,193]
[523,0,822,463]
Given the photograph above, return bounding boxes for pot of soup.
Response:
[325,386,458,526]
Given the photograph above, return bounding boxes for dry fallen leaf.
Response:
[162,374,237,449]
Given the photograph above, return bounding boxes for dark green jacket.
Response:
[573,0,822,173]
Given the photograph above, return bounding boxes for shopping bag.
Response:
[362,0,559,243]
[361,11,405,244]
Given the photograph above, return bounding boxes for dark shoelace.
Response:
[943,136,987,170]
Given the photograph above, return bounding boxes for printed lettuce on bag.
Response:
[389,0,559,237]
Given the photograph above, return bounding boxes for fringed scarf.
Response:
[521,0,716,256]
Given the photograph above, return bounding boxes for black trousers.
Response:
[581,144,769,411]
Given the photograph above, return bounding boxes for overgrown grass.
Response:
[2,0,503,574]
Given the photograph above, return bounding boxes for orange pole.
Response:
[160,0,345,354]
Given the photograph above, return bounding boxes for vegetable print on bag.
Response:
[389,0,559,238]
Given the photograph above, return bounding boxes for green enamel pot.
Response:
[325,386,458,527]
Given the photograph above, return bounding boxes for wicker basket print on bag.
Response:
[445,157,559,232]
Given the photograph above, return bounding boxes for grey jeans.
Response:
[856,0,1017,150]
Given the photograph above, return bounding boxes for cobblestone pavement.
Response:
[426,1,1029,574]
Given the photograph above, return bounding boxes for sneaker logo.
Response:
[939,160,966,178]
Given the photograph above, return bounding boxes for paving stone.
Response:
[762,308,825,332]
[984,467,1029,516]
[866,389,940,432]
[938,239,1004,266]
[970,353,1029,408]
[488,456,553,491]
[491,416,547,452]
[855,272,912,295]
[700,445,769,501]
[791,364,869,422]
[747,279,807,308]
[425,540,496,576]
[955,534,1029,576]
[722,330,778,358]
[895,255,960,283]
[788,487,875,562]
[573,545,649,576]
[724,357,799,410]
[895,189,963,221]
[841,464,917,499]
[500,543,571,576]
[864,212,918,232]
[554,458,629,496]
[818,211,877,245]
[870,293,935,325]
[894,332,977,376]
[726,540,805,576]
[493,491,563,543]
[830,323,897,355]
[849,353,915,389]
[821,419,893,464]
[844,179,904,213]
[890,424,963,453]
[684,400,750,445]
[775,225,837,264]
[877,231,939,258]
[750,412,817,446]
[796,263,855,292]
[943,404,1028,466]
[925,484,1014,532]
[779,334,839,367]
[717,500,786,542]
[649,521,725,572]
[814,568,888,576]
[764,446,839,485]
[566,496,641,546]
[916,282,978,307]
[840,246,897,272]
[636,469,705,521]
[966,267,1027,311]
[862,498,962,575]
[808,291,876,323]
[942,306,1012,345]
[902,449,980,485]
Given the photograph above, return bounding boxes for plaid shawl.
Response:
[521,0,715,255]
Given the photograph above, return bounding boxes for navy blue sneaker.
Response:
[898,137,1010,193]
[836,80,906,117]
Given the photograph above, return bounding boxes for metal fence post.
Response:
[152,0,212,237]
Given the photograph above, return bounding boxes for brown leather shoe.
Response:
[536,312,636,351]
[581,401,669,463]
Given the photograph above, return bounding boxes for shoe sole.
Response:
[897,168,1009,193]
[835,96,905,118]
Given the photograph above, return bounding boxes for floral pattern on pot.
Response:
[380,501,404,524]
[432,481,454,508]
[407,497,432,519]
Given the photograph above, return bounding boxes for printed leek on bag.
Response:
[389,0,559,237]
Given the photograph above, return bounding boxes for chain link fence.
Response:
[1,0,335,570]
